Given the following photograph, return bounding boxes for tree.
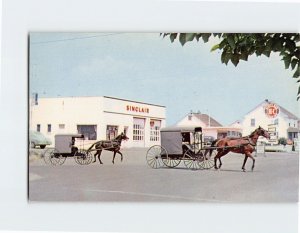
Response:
[162,33,300,100]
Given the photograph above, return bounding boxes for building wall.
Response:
[242,106,273,136]
[240,102,299,142]
[102,97,166,147]
[31,97,104,144]
[30,96,166,148]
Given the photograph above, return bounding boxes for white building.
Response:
[176,112,242,139]
[30,96,166,148]
[238,99,299,143]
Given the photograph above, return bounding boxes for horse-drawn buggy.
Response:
[43,134,93,166]
[146,126,215,170]
[146,125,270,172]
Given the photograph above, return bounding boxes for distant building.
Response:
[176,112,242,139]
[30,96,166,148]
[238,99,299,143]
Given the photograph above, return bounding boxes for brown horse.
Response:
[209,126,270,171]
[87,133,129,164]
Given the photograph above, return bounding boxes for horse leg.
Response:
[248,153,256,171]
[214,145,228,170]
[214,151,222,170]
[93,151,97,163]
[218,157,222,169]
[112,151,116,164]
[217,151,229,169]
[93,149,100,163]
[214,155,219,169]
[116,150,123,162]
[98,150,103,164]
[242,155,248,172]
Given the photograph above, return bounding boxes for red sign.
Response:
[150,121,154,127]
[126,105,149,113]
[264,103,279,118]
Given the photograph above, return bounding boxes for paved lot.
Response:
[29,148,299,202]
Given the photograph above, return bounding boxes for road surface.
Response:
[29,148,299,202]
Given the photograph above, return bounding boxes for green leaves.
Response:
[226,34,236,50]
[179,33,195,46]
[221,52,231,65]
[240,53,249,61]
[293,65,300,78]
[262,50,271,57]
[231,54,240,67]
[291,59,298,70]
[282,55,292,69]
[210,44,219,52]
[170,33,178,43]
[201,33,211,43]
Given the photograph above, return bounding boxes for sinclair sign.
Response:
[264,103,279,118]
[126,105,149,114]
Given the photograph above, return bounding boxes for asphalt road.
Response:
[29,148,299,202]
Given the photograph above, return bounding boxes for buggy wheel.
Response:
[74,150,93,165]
[183,150,201,170]
[43,148,53,165]
[49,149,66,166]
[146,145,166,169]
[199,150,216,169]
[162,155,181,168]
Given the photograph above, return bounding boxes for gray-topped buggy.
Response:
[146,126,215,170]
[43,134,93,165]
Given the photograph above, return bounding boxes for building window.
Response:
[77,125,97,140]
[59,124,65,129]
[274,119,279,125]
[133,118,145,141]
[133,124,144,141]
[37,124,41,132]
[106,125,118,140]
[47,124,51,133]
[188,115,192,121]
[150,120,161,142]
[251,118,255,127]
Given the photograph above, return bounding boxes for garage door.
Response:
[132,118,145,147]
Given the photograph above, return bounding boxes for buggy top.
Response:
[55,134,84,154]
[160,126,202,155]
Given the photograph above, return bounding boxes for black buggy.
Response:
[43,134,93,166]
[146,126,216,170]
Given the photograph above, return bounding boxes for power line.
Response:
[31,32,126,45]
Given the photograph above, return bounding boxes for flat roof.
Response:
[103,96,166,108]
[37,96,166,108]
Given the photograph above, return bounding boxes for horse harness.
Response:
[96,139,121,150]
[219,136,257,152]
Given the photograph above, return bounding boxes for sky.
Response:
[29,32,299,126]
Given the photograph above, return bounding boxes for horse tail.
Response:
[87,141,99,152]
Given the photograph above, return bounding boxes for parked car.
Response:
[29,130,52,149]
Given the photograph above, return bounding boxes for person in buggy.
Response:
[70,137,79,155]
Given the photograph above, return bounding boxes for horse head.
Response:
[119,132,129,141]
[256,126,270,139]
